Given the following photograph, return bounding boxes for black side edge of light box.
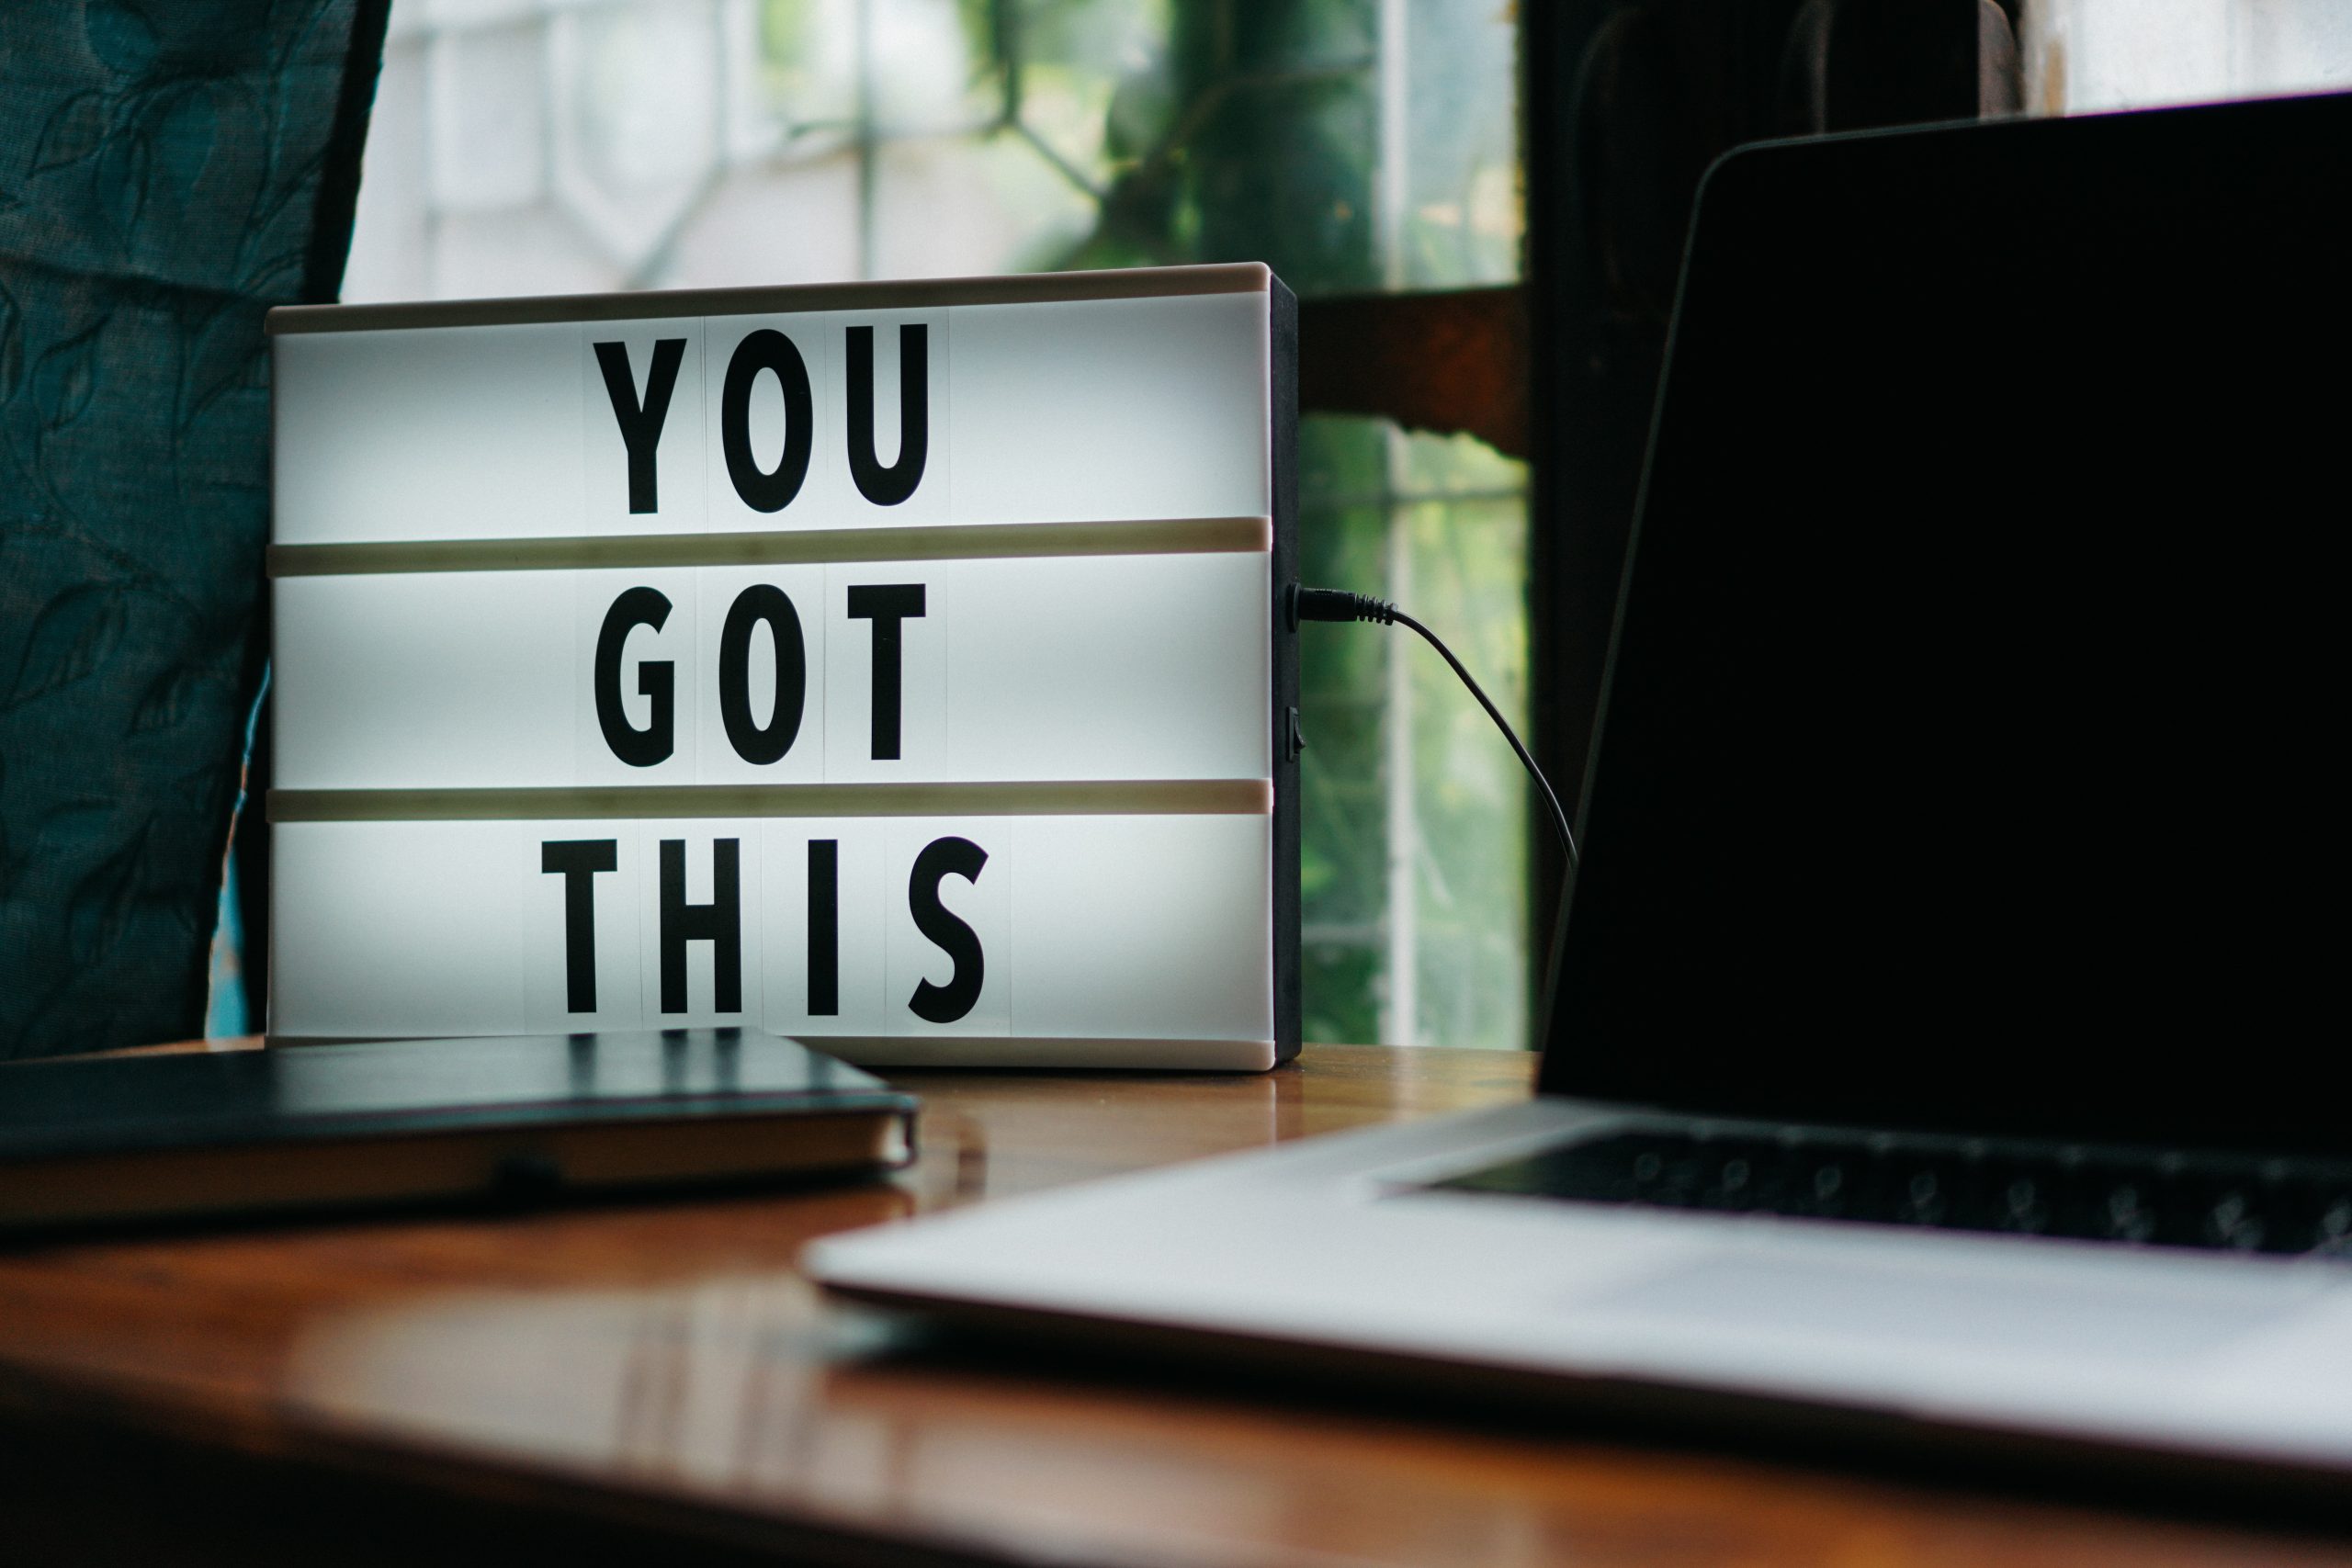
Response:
[1270,275,1303,1065]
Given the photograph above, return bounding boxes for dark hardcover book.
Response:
[0,1031,915,1233]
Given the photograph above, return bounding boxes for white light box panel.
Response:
[266,266,1301,1068]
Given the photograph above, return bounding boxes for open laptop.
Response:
[806,92,2352,1483]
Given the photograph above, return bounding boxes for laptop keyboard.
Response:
[1428,1128,2352,1258]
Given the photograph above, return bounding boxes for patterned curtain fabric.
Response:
[0,2,386,1059]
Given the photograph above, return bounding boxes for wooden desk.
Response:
[0,1044,2341,1567]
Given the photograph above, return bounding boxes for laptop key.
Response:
[1428,1129,2352,1260]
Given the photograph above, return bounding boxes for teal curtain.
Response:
[0,2,387,1058]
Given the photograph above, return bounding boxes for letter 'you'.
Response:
[593,339,685,513]
[596,323,930,514]
[846,323,929,505]
[721,330,814,513]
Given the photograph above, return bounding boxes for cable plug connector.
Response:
[1289,586,1397,628]
[1289,581,1578,870]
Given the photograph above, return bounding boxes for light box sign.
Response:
[266,265,1300,1069]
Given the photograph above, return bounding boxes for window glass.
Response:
[2024,0,2352,114]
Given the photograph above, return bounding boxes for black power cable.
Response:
[1289,585,1577,871]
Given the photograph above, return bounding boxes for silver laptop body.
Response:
[808,94,2352,1483]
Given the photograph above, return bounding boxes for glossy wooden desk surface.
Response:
[0,1043,2343,1567]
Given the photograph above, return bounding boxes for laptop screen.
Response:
[1540,93,2352,1156]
